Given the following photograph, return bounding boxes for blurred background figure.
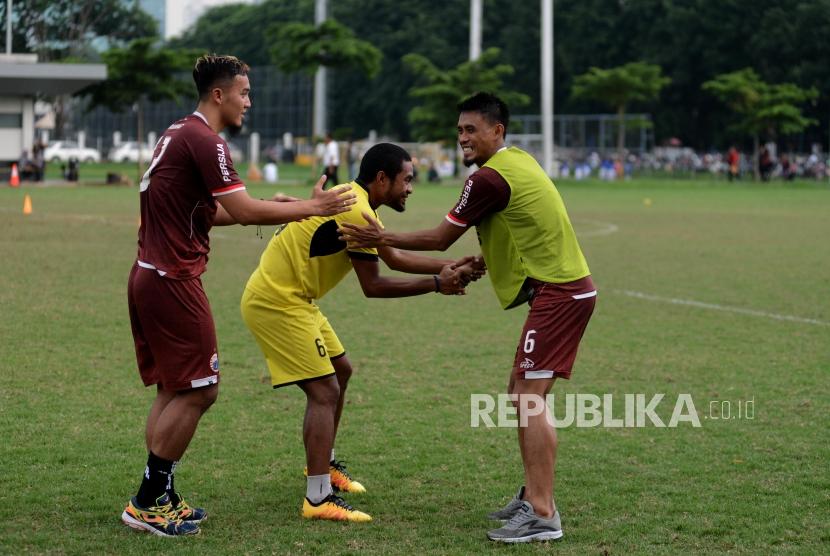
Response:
[19,150,37,181]
[779,154,795,181]
[322,132,340,186]
[727,146,740,181]
[759,147,774,181]
[33,141,46,182]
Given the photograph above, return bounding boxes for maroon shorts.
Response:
[127,262,220,391]
[512,276,596,380]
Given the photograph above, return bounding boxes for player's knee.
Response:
[334,359,353,383]
[193,384,219,410]
[510,379,554,411]
[305,378,340,407]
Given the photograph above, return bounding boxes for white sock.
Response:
[330,449,335,462]
[306,474,332,504]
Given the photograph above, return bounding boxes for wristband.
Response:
[433,275,440,293]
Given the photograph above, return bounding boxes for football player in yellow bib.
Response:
[340,95,596,542]
[241,143,483,522]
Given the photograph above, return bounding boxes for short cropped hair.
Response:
[457,92,510,137]
[356,143,411,185]
[193,54,250,99]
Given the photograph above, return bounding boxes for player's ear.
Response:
[374,170,387,187]
[494,122,505,139]
[211,86,223,105]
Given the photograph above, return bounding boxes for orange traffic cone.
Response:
[247,163,263,181]
[10,163,20,187]
[23,194,32,215]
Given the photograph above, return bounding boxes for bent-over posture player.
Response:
[242,143,483,522]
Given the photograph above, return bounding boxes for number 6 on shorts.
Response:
[523,329,536,353]
[315,338,327,357]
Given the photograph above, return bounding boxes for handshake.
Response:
[435,255,487,295]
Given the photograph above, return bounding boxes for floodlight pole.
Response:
[6,0,12,54]
[313,0,327,138]
[541,0,554,176]
[469,0,481,61]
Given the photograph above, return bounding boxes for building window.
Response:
[0,113,22,128]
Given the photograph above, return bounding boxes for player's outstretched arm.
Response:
[216,175,356,226]
[377,248,484,287]
[351,258,466,298]
[270,192,304,202]
[378,246,455,275]
[339,213,466,251]
[214,191,306,225]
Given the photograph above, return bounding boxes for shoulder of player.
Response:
[467,166,508,190]
[162,117,210,147]
[170,115,221,139]
[336,193,379,226]
[178,123,232,160]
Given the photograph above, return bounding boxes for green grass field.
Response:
[1,176,828,554]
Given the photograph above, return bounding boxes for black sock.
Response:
[136,451,175,508]
[167,460,180,506]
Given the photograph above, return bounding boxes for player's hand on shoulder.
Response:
[437,264,466,295]
[338,212,386,248]
[310,175,357,216]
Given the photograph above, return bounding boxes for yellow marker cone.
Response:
[23,194,32,215]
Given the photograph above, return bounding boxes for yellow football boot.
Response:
[329,459,366,493]
[304,459,366,493]
[302,494,372,522]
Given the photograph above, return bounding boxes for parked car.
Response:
[43,141,101,163]
[108,141,154,163]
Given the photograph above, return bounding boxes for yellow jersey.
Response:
[245,182,382,302]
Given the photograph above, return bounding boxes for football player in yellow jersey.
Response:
[241,143,483,522]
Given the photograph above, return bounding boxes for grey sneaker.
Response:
[487,501,563,543]
[487,486,525,521]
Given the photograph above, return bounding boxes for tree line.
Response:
[170,0,829,153]
[4,0,828,154]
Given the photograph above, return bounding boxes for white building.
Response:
[0,54,106,168]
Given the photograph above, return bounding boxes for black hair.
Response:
[356,143,411,185]
[193,54,250,99]
[457,92,510,137]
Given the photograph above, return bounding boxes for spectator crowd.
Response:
[556,145,829,181]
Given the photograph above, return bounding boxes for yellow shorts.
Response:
[241,288,345,388]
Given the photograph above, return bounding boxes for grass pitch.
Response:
[0,175,828,554]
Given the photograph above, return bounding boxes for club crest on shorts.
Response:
[210,352,219,372]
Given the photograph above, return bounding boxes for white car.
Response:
[108,141,154,163]
[43,141,102,163]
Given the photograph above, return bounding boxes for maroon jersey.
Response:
[445,167,511,228]
[136,112,244,279]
